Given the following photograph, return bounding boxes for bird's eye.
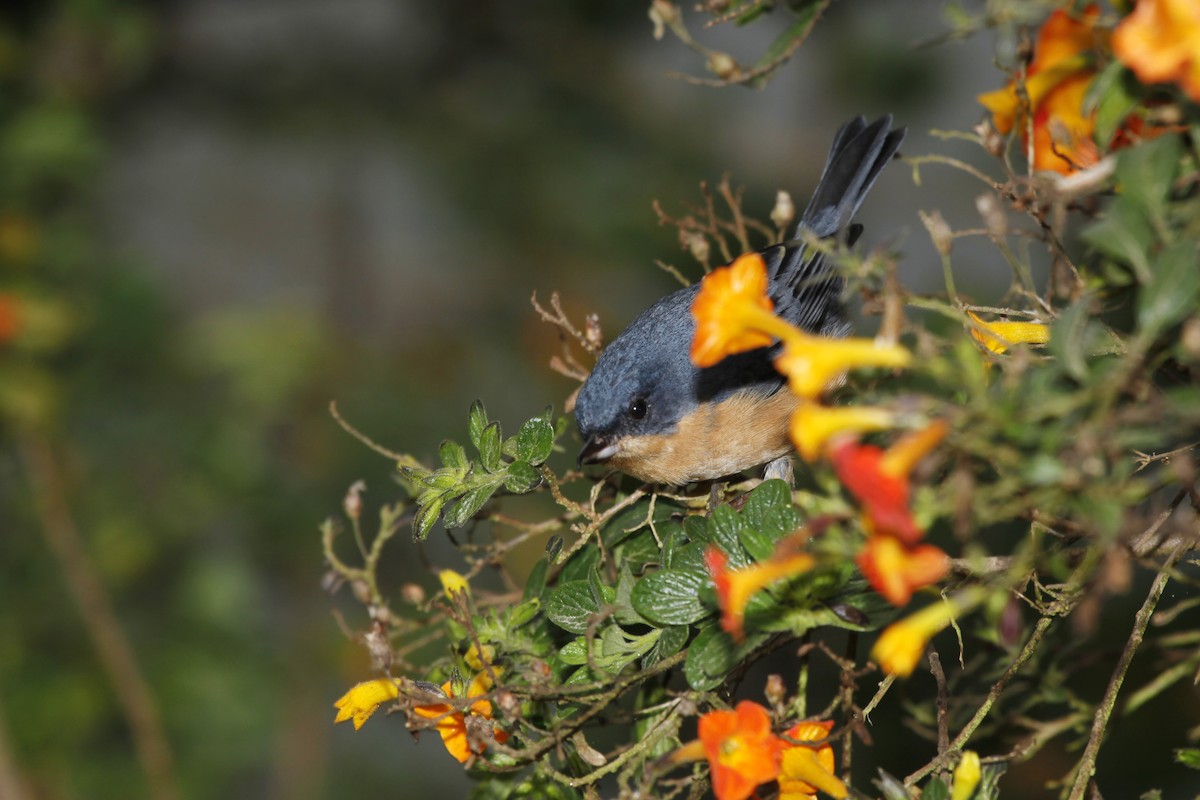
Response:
[628,397,648,420]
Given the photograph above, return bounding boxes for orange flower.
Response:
[706,540,815,641]
[779,720,846,799]
[977,6,1104,173]
[967,311,1050,354]
[856,534,950,607]
[690,253,786,367]
[697,701,784,800]
[790,403,897,462]
[872,589,987,677]
[774,334,911,401]
[830,442,912,544]
[411,673,509,763]
[1114,0,1200,103]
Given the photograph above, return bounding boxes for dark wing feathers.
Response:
[768,115,905,335]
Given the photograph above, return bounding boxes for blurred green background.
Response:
[12,2,1190,799]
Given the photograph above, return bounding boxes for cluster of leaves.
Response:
[403,401,561,539]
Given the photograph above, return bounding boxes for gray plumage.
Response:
[575,116,905,479]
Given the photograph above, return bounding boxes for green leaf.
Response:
[1138,240,1200,335]
[684,627,770,690]
[1088,61,1139,147]
[739,478,802,559]
[1117,133,1182,222]
[1080,197,1153,282]
[504,460,541,492]
[412,496,444,541]
[508,597,540,627]
[708,506,751,567]
[1175,748,1200,770]
[1048,298,1099,382]
[919,777,950,800]
[643,624,690,668]
[613,564,648,626]
[545,580,613,634]
[515,414,555,465]
[442,483,498,528]
[439,439,468,470]
[631,568,710,626]
[468,399,488,449]
[478,421,502,472]
[523,558,548,600]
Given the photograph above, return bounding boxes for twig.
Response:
[904,615,1054,786]
[929,650,950,763]
[19,435,182,800]
[1066,540,1190,800]
[329,400,411,463]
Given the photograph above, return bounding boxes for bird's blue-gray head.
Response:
[574,286,701,466]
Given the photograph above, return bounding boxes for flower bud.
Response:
[770,190,795,232]
[400,582,426,605]
[343,479,366,520]
[706,52,740,80]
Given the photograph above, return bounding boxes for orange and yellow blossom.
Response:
[967,311,1050,354]
[333,677,401,730]
[779,720,846,800]
[695,701,784,800]
[872,589,988,677]
[856,534,950,607]
[706,540,815,641]
[410,673,509,763]
[1113,0,1200,103]
[977,6,1104,173]
[790,403,897,462]
[774,334,911,401]
[690,253,783,367]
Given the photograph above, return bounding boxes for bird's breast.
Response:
[606,389,800,485]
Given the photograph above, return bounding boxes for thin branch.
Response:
[19,435,182,800]
[1066,540,1190,800]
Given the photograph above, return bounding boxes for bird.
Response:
[573,115,905,486]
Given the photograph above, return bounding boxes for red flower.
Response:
[706,540,815,641]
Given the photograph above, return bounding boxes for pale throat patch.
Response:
[605,389,800,485]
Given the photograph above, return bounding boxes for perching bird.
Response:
[574,115,905,486]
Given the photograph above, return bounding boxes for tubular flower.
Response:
[856,534,950,607]
[706,543,815,641]
[830,440,916,544]
[333,677,400,730]
[951,750,983,800]
[779,720,846,800]
[967,311,1050,354]
[697,701,784,800]
[690,253,790,367]
[411,673,509,763]
[872,589,987,677]
[774,333,911,401]
[977,6,1104,173]
[439,569,470,600]
[790,403,897,462]
[1113,0,1200,103]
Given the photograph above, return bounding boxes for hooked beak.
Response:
[578,434,619,466]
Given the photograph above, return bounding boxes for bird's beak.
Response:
[578,434,619,466]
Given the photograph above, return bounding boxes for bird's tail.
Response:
[799,115,905,239]
[768,115,904,334]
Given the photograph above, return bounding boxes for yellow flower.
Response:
[774,334,911,401]
[411,673,509,763]
[951,750,983,800]
[779,720,846,800]
[706,539,815,641]
[790,403,897,461]
[690,253,789,368]
[871,589,987,677]
[333,677,400,730]
[439,569,470,600]
[967,311,1050,354]
[1113,0,1200,103]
